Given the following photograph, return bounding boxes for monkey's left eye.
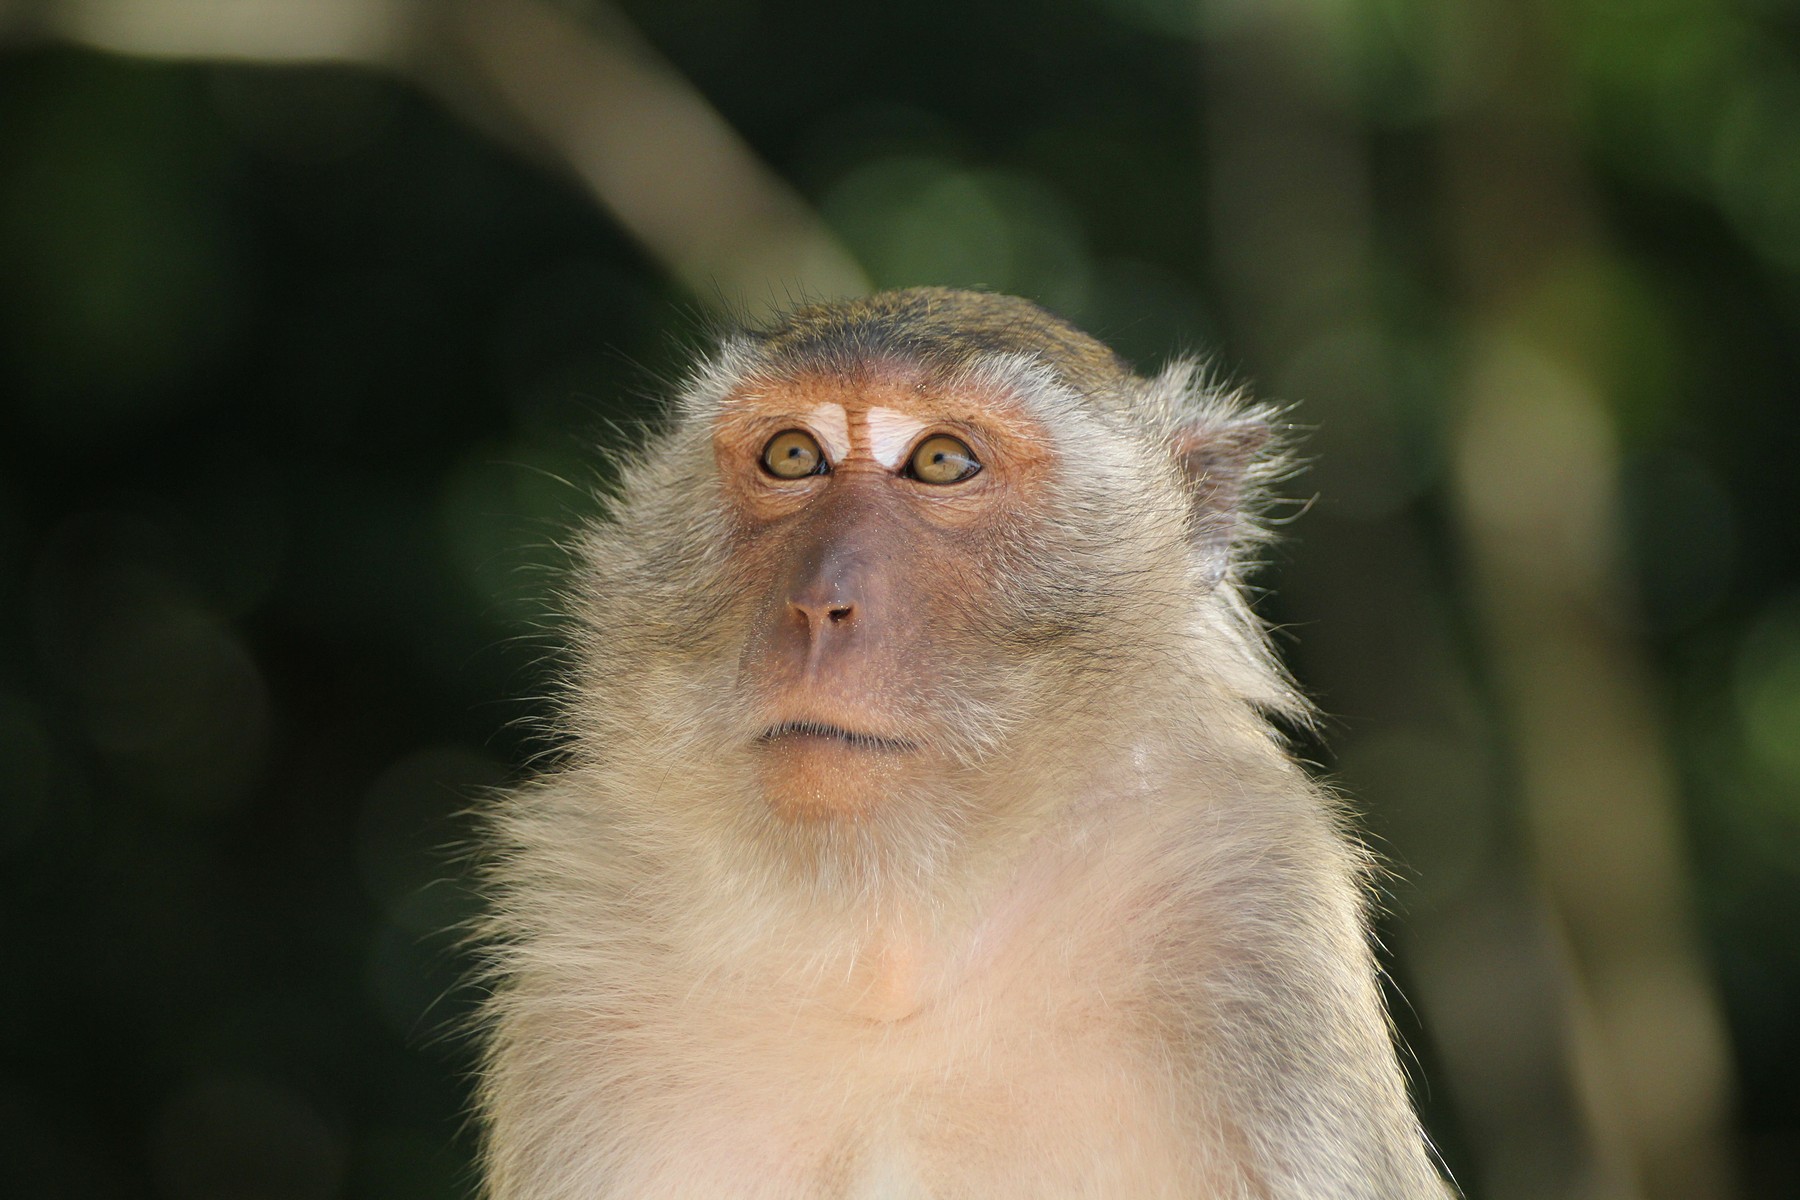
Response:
[906,434,981,485]
[760,429,828,479]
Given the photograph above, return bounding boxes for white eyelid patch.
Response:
[804,403,850,463]
[865,407,928,470]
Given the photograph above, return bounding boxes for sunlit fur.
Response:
[475,290,1450,1198]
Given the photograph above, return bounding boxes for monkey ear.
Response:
[1173,415,1271,584]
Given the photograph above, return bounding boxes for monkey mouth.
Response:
[757,721,917,754]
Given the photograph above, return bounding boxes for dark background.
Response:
[2,2,1797,1198]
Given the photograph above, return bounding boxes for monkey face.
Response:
[710,364,1059,819]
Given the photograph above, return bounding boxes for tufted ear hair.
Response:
[1173,413,1273,586]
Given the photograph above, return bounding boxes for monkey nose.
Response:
[788,597,857,639]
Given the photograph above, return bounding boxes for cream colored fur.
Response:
[474,330,1451,1198]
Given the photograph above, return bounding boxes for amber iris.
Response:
[761,429,827,479]
[907,434,981,484]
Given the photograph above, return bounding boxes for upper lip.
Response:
[756,720,917,754]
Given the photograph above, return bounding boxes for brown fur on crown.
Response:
[748,288,1136,399]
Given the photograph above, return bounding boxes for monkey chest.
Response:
[609,995,1201,1199]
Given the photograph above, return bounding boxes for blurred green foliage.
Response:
[2,1,1798,1197]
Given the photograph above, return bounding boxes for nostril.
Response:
[787,599,857,632]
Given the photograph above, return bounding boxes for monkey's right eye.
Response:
[760,429,828,479]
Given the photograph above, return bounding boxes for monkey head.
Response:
[564,289,1293,842]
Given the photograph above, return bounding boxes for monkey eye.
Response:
[905,434,981,485]
[760,429,828,479]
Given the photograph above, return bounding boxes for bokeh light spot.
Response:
[821,157,1092,311]
[1734,599,1800,787]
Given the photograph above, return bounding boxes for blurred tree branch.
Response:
[0,0,869,318]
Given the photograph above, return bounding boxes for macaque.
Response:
[475,289,1450,1198]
